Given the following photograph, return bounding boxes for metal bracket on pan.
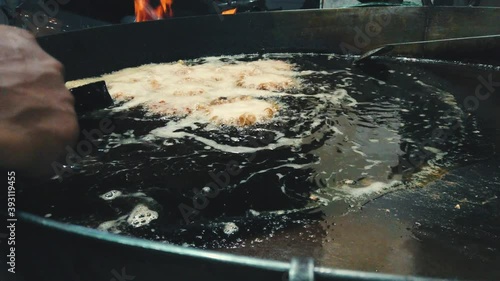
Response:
[289,258,315,281]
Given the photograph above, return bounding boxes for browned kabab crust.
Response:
[67,58,298,126]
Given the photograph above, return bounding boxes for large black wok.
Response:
[4,6,500,281]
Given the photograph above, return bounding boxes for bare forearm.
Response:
[0,25,79,177]
[0,109,78,176]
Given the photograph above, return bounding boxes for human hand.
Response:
[0,26,79,177]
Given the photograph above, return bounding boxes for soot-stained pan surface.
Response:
[36,7,500,80]
[18,53,500,280]
[13,7,500,281]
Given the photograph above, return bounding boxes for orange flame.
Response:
[222,8,237,15]
[135,0,173,22]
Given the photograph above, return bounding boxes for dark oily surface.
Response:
[221,157,500,280]
[18,54,500,279]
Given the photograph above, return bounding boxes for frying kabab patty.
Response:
[67,59,298,126]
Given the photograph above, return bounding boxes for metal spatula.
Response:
[70,81,114,114]
[354,34,500,64]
